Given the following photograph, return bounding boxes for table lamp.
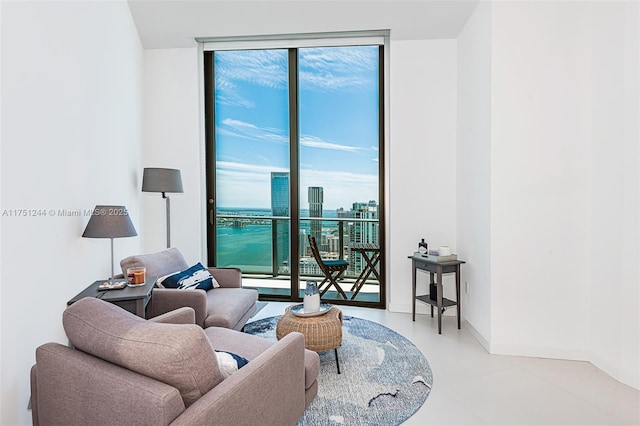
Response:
[82,205,138,282]
[142,167,183,248]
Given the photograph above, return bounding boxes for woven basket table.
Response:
[276,305,343,373]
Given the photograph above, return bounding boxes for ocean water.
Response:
[215,208,339,272]
[216,225,273,272]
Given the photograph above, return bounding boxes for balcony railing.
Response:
[215,214,379,282]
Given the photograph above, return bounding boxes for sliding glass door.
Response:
[205,42,385,307]
[297,46,382,303]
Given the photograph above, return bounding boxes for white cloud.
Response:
[217,161,289,175]
[215,50,288,107]
[299,46,378,92]
[300,135,361,152]
[215,161,377,209]
[219,118,288,145]
[214,46,378,96]
[220,119,360,153]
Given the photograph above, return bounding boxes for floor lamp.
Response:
[142,167,183,248]
[82,205,138,282]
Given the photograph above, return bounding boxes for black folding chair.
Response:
[307,235,348,299]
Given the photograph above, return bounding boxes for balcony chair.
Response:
[307,235,348,299]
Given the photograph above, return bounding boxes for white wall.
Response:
[0,1,144,423]
[142,48,205,263]
[490,0,592,360]
[456,1,493,347]
[587,1,639,389]
[457,0,639,388]
[387,39,458,313]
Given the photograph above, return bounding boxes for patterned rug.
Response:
[244,314,433,425]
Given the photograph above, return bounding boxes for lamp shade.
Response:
[142,168,183,193]
[82,205,138,239]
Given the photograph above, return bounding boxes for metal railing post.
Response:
[271,218,278,277]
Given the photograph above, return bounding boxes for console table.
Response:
[67,278,155,318]
[409,253,465,334]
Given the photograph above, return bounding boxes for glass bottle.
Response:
[418,238,428,254]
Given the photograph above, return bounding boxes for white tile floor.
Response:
[249,302,640,426]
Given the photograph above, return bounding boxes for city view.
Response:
[216,180,379,280]
[211,45,381,301]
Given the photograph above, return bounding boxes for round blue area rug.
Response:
[244,315,433,425]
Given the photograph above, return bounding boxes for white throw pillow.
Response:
[215,350,249,379]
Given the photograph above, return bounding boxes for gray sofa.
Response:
[30,297,320,425]
[120,248,258,330]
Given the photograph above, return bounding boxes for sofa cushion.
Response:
[204,288,258,329]
[204,326,320,391]
[156,263,219,291]
[120,247,189,279]
[63,297,224,407]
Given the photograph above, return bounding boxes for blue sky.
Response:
[214,45,379,211]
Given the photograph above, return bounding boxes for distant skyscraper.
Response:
[271,172,289,216]
[271,172,290,274]
[308,187,323,248]
[336,207,354,219]
[349,200,379,275]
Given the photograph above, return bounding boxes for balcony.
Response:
[215,214,381,303]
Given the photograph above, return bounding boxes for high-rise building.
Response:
[350,200,378,244]
[327,235,340,253]
[336,207,353,248]
[308,186,323,249]
[349,200,379,275]
[271,172,290,274]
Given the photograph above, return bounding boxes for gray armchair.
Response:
[120,248,258,330]
[30,297,320,426]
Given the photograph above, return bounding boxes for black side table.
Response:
[409,253,465,334]
[67,278,155,318]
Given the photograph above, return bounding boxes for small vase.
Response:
[303,280,320,313]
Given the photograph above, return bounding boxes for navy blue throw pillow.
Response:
[155,263,217,291]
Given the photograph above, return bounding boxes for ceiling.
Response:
[127,0,479,49]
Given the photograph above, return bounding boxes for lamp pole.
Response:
[163,192,171,248]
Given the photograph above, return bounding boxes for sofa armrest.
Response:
[148,307,196,325]
[147,289,208,327]
[173,333,307,426]
[208,267,242,289]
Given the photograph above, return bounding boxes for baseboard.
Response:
[461,319,490,353]
[589,351,640,390]
[489,342,589,361]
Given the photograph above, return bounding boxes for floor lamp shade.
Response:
[142,168,183,194]
[142,167,183,248]
[82,205,137,281]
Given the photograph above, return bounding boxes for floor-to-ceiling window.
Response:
[204,33,386,307]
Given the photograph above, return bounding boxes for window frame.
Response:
[202,32,387,308]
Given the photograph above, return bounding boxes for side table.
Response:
[67,278,155,318]
[349,243,381,300]
[409,253,465,334]
[276,305,343,373]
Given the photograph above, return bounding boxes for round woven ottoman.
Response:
[276,305,343,373]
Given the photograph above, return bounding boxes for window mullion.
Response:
[289,48,300,299]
